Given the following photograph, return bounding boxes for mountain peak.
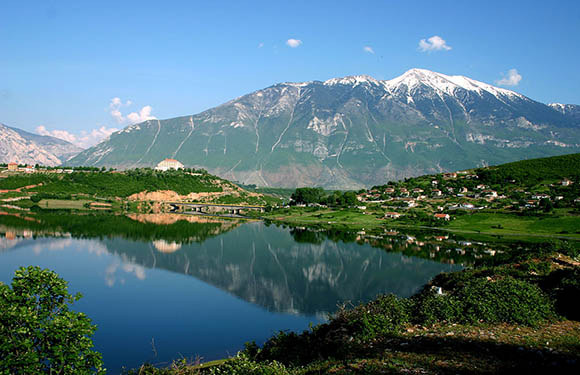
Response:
[324,74,381,86]
[385,68,522,99]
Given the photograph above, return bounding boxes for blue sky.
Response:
[1,0,579,147]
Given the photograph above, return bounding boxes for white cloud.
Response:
[258,42,264,48]
[363,46,375,54]
[286,38,302,48]
[109,97,155,125]
[418,35,452,52]
[36,125,119,149]
[495,68,522,86]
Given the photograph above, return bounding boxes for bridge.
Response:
[167,202,266,215]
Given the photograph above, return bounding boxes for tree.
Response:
[0,266,104,374]
[291,187,325,205]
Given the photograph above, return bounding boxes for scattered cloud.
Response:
[495,68,522,86]
[286,38,302,48]
[363,46,375,54]
[36,125,119,149]
[418,35,452,52]
[258,42,264,48]
[109,97,155,125]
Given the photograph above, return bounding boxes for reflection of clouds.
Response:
[28,238,109,256]
[105,259,146,287]
[32,239,74,254]
[123,263,146,280]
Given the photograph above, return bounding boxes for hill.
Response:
[68,69,580,189]
[0,123,82,166]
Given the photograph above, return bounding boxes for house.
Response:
[24,165,35,173]
[385,212,402,219]
[434,213,450,220]
[443,172,457,179]
[7,162,18,171]
[460,187,468,193]
[384,188,395,193]
[476,184,486,190]
[155,158,184,171]
[483,189,498,198]
[561,179,573,186]
[531,194,550,200]
[432,189,442,197]
[412,188,424,193]
[431,180,438,186]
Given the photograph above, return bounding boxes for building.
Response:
[7,162,18,171]
[385,212,402,219]
[155,158,184,171]
[561,179,573,186]
[434,213,450,220]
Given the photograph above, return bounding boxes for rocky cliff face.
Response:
[68,69,580,189]
[0,123,83,166]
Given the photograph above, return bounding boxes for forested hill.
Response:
[475,152,580,186]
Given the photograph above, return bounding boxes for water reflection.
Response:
[0,210,518,373]
[0,210,470,315]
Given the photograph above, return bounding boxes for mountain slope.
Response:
[69,69,580,189]
[0,123,83,166]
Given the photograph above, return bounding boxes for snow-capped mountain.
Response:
[0,123,83,166]
[69,69,580,188]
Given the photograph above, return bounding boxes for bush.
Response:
[412,292,463,325]
[345,294,410,340]
[459,277,555,325]
[208,354,291,375]
[0,266,104,374]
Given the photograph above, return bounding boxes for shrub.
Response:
[208,353,291,375]
[0,266,104,374]
[459,277,555,325]
[412,292,463,325]
[345,294,410,340]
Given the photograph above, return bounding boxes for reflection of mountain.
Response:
[102,222,462,314]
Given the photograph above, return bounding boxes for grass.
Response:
[447,211,580,238]
[263,207,385,228]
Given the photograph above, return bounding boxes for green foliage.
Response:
[458,277,555,325]
[207,354,291,375]
[411,292,463,325]
[343,295,410,340]
[476,153,580,186]
[0,266,104,374]
[0,169,223,198]
[290,187,325,205]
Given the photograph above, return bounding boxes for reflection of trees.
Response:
[0,210,241,245]
[103,223,461,315]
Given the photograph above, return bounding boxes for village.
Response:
[355,169,579,223]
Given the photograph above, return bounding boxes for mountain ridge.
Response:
[0,123,83,166]
[68,68,580,189]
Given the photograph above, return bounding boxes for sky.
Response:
[1,0,579,148]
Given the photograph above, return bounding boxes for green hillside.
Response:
[476,152,580,186]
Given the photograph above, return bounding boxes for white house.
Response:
[155,158,184,171]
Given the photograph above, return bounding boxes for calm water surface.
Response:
[0,212,463,373]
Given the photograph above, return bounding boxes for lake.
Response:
[0,211,466,373]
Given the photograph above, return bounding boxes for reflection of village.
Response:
[358,228,499,265]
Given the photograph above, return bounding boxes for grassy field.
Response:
[263,207,385,228]
[447,210,580,238]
